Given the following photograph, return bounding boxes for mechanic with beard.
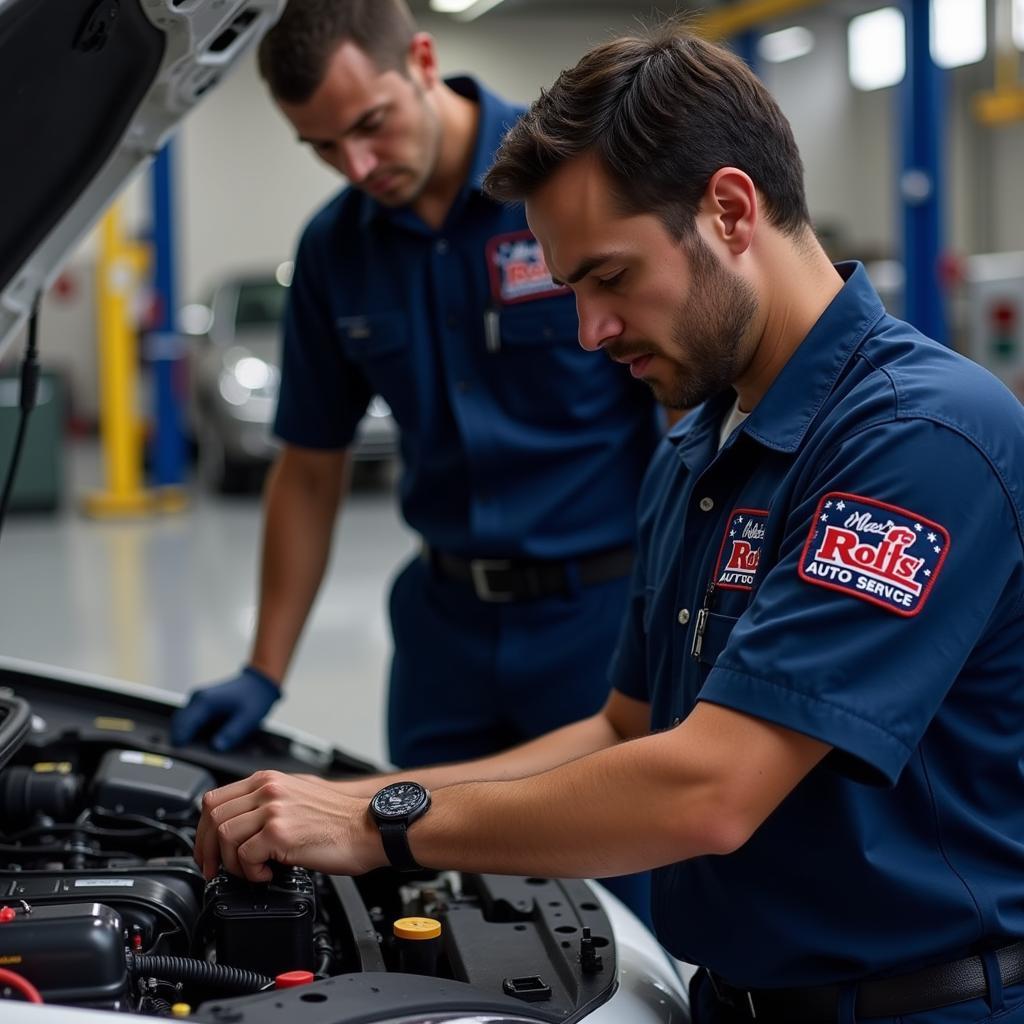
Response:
[195,22,1024,1024]
[171,0,659,921]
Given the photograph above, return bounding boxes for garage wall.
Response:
[37,4,1024,420]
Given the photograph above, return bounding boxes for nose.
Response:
[576,297,624,352]
[338,139,378,184]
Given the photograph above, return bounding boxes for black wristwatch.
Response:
[369,781,431,872]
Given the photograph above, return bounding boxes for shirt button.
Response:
[672,716,682,727]
[699,497,715,512]
[677,608,690,625]
[436,239,449,255]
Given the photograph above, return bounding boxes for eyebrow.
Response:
[550,252,626,288]
[298,103,388,145]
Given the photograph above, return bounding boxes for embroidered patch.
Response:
[486,230,568,305]
[798,492,949,617]
[714,508,770,591]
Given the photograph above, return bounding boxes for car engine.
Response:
[0,679,626,1022]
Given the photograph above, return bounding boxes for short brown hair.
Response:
[257,0,416,103]
[484,22,810,240]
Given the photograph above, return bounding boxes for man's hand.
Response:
[171,667,281,752]
[195,771,385,881]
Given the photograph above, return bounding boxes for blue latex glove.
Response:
[170,666,281,752]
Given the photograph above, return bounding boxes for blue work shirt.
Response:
[274,77,659,558]
[611,263,1024,987]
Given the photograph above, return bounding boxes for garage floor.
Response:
[0,441,415,766]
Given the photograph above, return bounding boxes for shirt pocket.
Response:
[490,299,618,427]
[695,611,740,670]
[335,312,414,426]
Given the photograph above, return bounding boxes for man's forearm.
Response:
[249,447,350,682]
[405,703,832,879]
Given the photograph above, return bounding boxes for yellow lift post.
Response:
[82,202,187,518]
[975,0,1024,125]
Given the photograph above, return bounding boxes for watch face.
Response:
[371,782,427,820]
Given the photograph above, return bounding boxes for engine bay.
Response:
[0,671,619,1022]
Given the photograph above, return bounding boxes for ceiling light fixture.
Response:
[757,26,814,64]
[429,0,506,20]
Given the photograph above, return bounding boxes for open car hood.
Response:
[0,0,283,357]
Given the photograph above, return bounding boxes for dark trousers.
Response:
[386,553,652,929]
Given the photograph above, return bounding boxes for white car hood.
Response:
[0,0,283,356]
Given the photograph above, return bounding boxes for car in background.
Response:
[185,267,397,492]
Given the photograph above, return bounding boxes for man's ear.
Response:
[406,32,440,90]
[701,167,757,256]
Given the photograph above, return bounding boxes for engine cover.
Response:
[0,902,128,1007]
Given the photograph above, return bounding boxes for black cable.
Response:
[91,808,195,853]
[0,302,41,543]
[127,954,270,995]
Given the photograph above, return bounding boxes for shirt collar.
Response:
[668,262,885,454]
[357,76,520,231]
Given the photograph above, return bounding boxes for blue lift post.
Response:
[149,141,189,491]
[899,0,949,345]
[733,30,761,75]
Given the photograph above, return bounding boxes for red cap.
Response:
[0,907,17,923]
[275,971,315,989]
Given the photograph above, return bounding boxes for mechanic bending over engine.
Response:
[196,21,1024,1024]
[171,0,660,922]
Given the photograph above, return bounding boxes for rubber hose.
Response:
[129,954,271,994]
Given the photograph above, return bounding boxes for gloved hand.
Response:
[170,666,282,752]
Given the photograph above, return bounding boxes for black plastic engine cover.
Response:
[92,748,215,821]
[0,864,203,954]
[0,902,128,1006]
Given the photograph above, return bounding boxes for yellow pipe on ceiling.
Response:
[692,0,827,41]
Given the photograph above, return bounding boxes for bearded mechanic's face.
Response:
[277,38,443,208]
[526,151,759,410]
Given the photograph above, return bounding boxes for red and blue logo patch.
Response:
[486,230,567,305]
[714,508,770,591]
[798,492,950,617]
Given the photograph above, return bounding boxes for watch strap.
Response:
[378,819,421,872]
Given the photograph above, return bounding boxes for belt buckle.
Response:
[469,558,515,603]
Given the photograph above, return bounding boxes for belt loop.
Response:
[982,948,1005,1013]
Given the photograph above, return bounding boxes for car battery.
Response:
[206,866,316,976]
[0,902,128,1007]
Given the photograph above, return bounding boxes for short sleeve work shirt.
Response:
[274,77,659,559]
[610,263,1024,987]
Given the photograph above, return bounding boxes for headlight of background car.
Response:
[218,354,280,406]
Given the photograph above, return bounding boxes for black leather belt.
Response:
[423,544,634,603]
[706,940,1024,1022]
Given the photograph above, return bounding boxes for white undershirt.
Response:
[718,397,750,450]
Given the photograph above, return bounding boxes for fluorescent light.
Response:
[758,26,814,64]
[848,7,906,91]
[931,0,986,68]
[1014,0,1024,50]
[430,0,505,15]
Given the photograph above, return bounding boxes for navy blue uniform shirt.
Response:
[274,77,659,558]
[611,263,1024,987]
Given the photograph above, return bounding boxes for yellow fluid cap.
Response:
[393,916,442,941]
[171,1004,191,1018]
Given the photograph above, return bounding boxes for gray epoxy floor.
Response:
[0,442,415,765]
